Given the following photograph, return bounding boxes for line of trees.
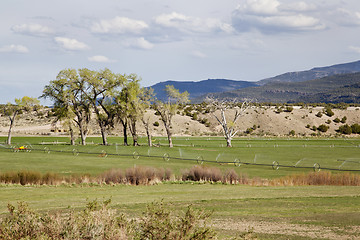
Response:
[40,68,189,147]
[3,68,251,148]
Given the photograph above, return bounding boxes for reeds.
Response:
[1,168,359,186]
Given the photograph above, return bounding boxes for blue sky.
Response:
[1,0,360,104]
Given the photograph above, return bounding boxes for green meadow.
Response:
[1,136,360,239]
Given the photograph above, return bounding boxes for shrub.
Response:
[182,166,222,182]
[101,168,125,184]
[289,130,295,136]
[333,117,340,123]
[317,124,329,133]
[315,112,322,118]
[337,124,352,134]
[284,106,293,112]
[324,107,334,117]
[341,116,347,123]
[153,121,160,127]
[351,123,360,134]
[134,201,216,240]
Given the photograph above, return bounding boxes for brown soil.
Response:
[0,106,359,137]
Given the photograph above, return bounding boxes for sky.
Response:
[1,0,360,104]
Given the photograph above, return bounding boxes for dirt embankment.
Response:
[0,106,359,137]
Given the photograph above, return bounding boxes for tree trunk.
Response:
[129,119,139,146]
[100,125,108,145]
[69,126,75,145]
[6,112,17,145]
[121,119,128,146]
[79,124,86,145]
[164,124,173,148]
[145,125,152,147]
[226,137,232,147]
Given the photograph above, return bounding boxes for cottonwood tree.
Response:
[42,69,91,145]
[3,96,40,145]
[207,98,250,147]
[139,87,155,147]
[154,85,189,147]
[52,105,77,145]
[79,68,126,145]
[114,74,142,146]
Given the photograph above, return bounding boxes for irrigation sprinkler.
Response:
[313,163,321,172]
[253,154,258,163]
[179,148,183,158]
[272,161,279,170]
[133,151,139,159]
[234,158,241,167]
[44,147,51,154]
[72,148,78,156]
[337,159,360,170]
[196,156,204,165]
[215,153,222,163]
[163,153,170,162]
[294,158,307,167]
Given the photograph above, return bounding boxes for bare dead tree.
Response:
[207,98,250,147]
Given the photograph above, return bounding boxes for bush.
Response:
[333,117,340,123]
[182,166,222,182]
[341,116,347,123]
[153,121,160,127]
[317,124,329,133]
[0,200,216,240]
[324,107,334,117]
[285,106,293,112]
[289,130,295,136]
[133,201,216,240]
[338,124,352,134]
[315,112,322,118]
[351,123,360,134]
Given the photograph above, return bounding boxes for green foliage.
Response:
[325,107,335,117]
[315,112,323,118]
[333,117,340,123]
[284,106,293,112]
[351,124,360,134]
[153,121,160,127]
[341,116,347,123]
[134,201,216,240]
[0,200,216,240]
[337,124,352,134]
[289,130,295,136]
[317,124,329,133]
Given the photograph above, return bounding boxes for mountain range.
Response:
[149,60,360,103]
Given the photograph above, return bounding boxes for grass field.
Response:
[1,136,360,239]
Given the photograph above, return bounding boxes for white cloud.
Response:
[349,46,360,54]
[330,8,360,27]
[232,0,325,33]
[91,16,148,34]
[279,2,317,12]
[191,50,207,58]
[0,44,29,53]
[124,37,154,50]
[54,37,89,51]
[240,0,280,15]
[12,23,54,37]
[154,12,234,34]
[88,55,115,63]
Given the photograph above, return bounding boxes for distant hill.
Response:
[258,60,360,85]
[197,72,360,103]
[149,79,257,101]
